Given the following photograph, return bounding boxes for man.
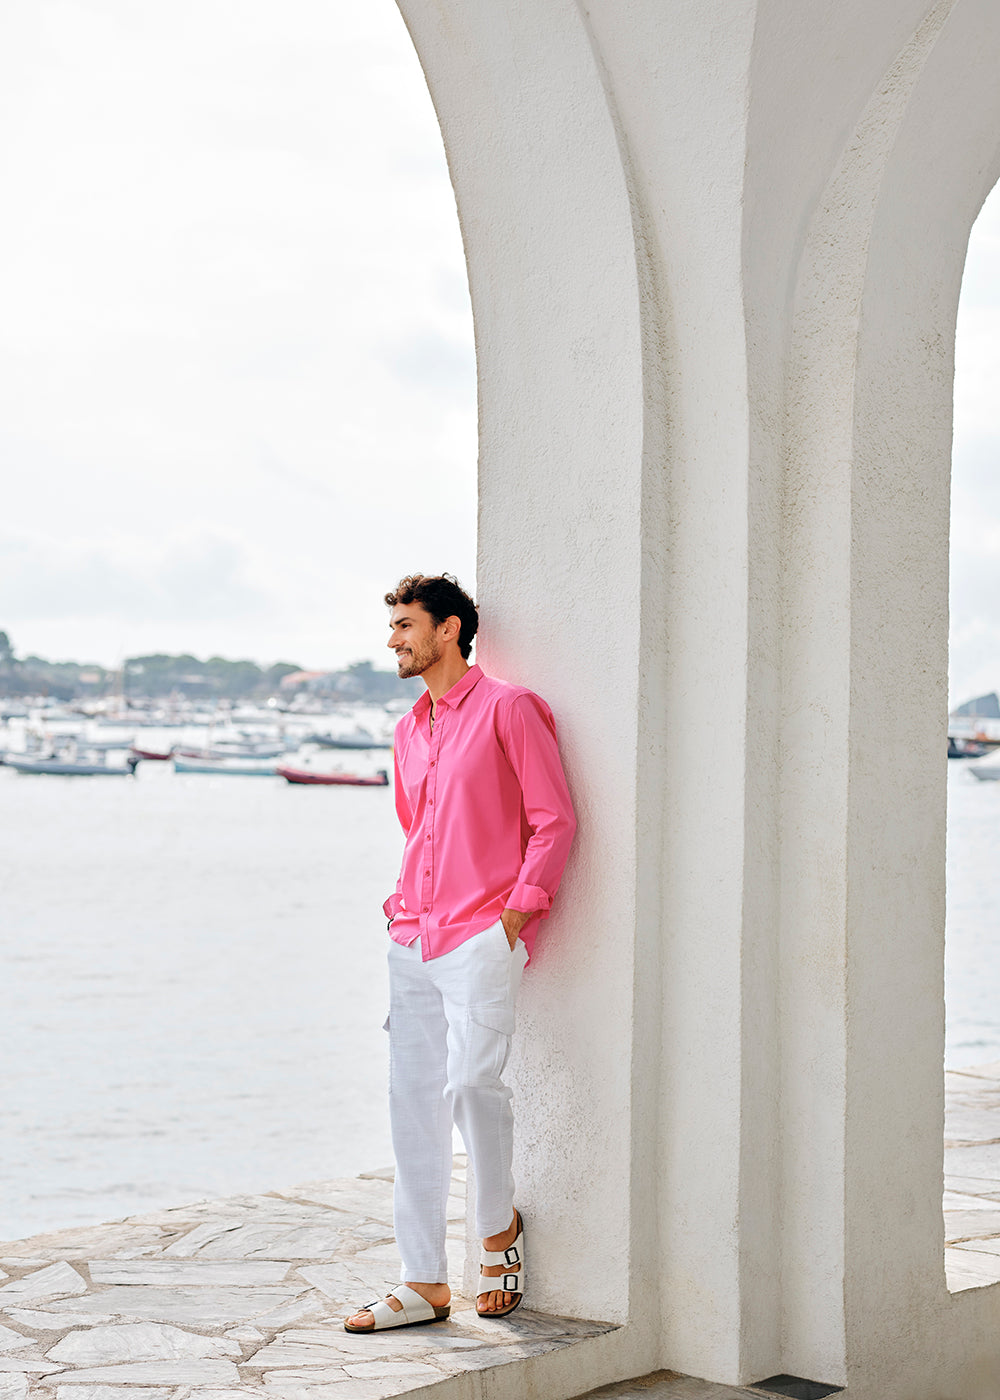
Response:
[345,573,575,1333]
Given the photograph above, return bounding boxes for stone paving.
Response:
[0,1156,613,1400]
[4,1066,1000,1400]
[944,1061,1000,1291]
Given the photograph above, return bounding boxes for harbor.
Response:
[0,701,397,785]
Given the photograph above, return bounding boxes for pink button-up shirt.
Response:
[383,664,576,961]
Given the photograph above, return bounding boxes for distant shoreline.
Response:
[0,636,417,705]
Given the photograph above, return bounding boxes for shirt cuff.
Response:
[508,881,553,915]
[383,893,404,919]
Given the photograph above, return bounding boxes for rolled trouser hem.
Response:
[477,1205,516,1240]
[398,1263,449,1284]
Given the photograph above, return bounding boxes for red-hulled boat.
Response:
[130,746,174,761]
[277,765,389,787]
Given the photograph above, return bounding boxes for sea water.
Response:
[0,756,400,1240]
[1,754,998,1240]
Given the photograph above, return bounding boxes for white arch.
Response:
[830,0,1000,1392]
[395,2,1000,1394]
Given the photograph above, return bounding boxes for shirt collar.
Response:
[411,663,484,717]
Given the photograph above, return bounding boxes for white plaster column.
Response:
[833,3,1000,1395]
[392,2,655,1372]
[395,1,1000,1395]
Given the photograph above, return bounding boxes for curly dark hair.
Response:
[384,573,479,660]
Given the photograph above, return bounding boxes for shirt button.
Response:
[430,760,436,767]
[425,834,431,840]
[428,799,433,805]
[422,906,428,913]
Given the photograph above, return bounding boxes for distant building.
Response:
[278,669,330,692]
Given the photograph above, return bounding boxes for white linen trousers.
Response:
[386,919,527,1283]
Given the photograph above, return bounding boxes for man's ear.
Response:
[441,614,462,645]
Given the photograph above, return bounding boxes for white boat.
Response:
[206,740,289,758]
[174,743,289,761]
[307,727,392,751]
[173,756,277,776]
[6,755,137,776]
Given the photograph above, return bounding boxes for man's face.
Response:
[387,601,445,678]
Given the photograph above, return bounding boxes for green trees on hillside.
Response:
[0,633,410,702]
[123,654,302,698]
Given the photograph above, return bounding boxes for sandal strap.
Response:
[479,1232,523,1269]
[478,1210,525,1300]
[477,1271,523,1298]
[367,1284,437,1328]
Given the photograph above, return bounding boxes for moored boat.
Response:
[6,755,137,776]
[173,756,277,776]
[173,744,289,761]
[950,737,980,758]
[277,765,389,786]
[201,741,289,758]
[306,729,392,751]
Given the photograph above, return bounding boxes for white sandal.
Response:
[343,1283,451,1333]
[476,1209,525,1317]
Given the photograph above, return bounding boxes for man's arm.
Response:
[383,740,412,923]
[498,692,576,947]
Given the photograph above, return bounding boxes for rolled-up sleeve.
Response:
[500,694,576,916]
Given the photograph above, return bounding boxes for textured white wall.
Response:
[393,0,652,1353]
[395,1,1000,1395]
[768,1,957,1382]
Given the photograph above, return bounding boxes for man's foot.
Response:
[345,1281,450,1332]
[477,1210,522,1315]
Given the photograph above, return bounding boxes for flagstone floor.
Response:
[0,1156,613,1400]
[4,1065,1000,1400]
[944,1061,1000,1291]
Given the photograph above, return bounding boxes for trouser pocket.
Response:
[463,1003,516,1086]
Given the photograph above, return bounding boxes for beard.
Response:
[395,635,442,678]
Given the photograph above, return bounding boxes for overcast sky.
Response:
[1,2,998,701]
[0,0,476,673]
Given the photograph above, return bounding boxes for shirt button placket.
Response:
[422,712,441,957]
